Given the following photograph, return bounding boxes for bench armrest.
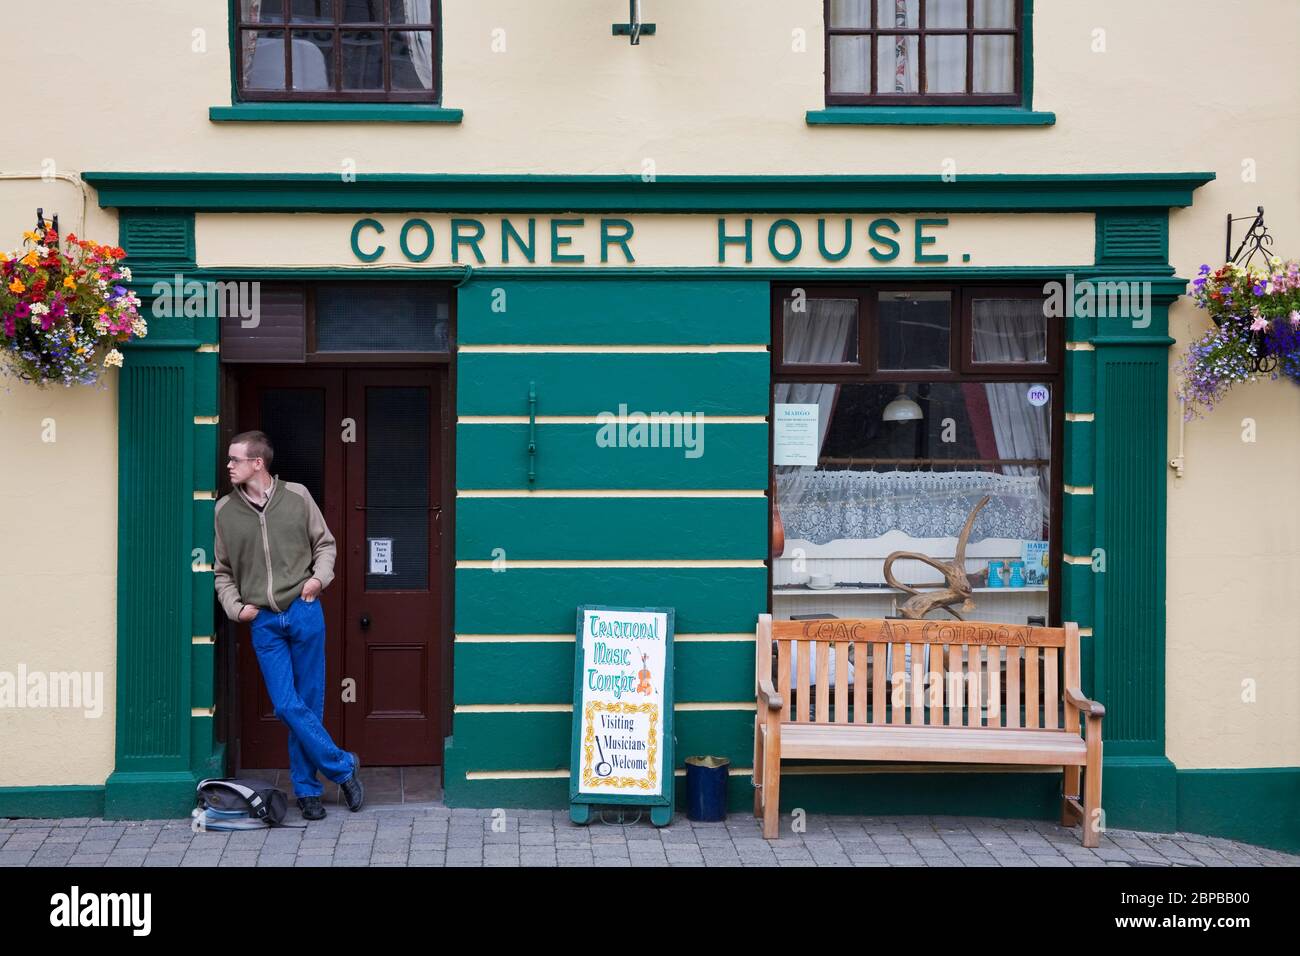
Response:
[1066,686,1106,718]
[757,676,784,712]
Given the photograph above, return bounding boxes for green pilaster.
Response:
[1085,211,1182,831]
[104,215,225,820]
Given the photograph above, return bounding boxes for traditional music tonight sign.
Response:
[569,606,675,823]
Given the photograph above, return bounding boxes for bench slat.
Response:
[966,646,980,727]
[780,723,1087,765]
[910,643,925,726]
[1044,647,1058,731]
[855,641,869,725]
[872,642,887,725]
[1026,647,1040,729]
[815,641,830,723]
[890,642,906,724]
[947,644,962,727]
[1006,645,1021,729]
[928,641,945,726]
[987,645,1002,728]
[777,638,791,723]
[796,641,810,724]
[835,640,851,725]
[772,619,1066,647]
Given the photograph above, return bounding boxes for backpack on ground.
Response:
[193,777,306,830]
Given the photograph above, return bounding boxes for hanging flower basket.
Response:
[1176,258,1300,419]
[0,220,146,388]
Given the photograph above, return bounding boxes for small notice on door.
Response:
[368,538,393,575]
[773,403,820,466]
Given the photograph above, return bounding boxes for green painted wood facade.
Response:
[17,172,1298,852]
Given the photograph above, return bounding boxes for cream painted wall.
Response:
[0,364,118,786]
[0,1,1296,783]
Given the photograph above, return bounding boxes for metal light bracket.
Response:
[612,1,655,44]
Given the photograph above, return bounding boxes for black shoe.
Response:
[297,796,326,821]
[341,751,365,812]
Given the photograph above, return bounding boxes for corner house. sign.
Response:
[192,212,1095,269]
[569,605,675,827]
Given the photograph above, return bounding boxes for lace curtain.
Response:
[778,469,1041,544]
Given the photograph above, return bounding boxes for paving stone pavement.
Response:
[1,808,1296,867]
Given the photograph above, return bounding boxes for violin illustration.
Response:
[636,653,653,696]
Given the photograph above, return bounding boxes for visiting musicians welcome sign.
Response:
[569,606,675,825]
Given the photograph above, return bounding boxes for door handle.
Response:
[359,614,371,631]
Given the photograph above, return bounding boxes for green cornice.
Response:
[81,172,1216,214]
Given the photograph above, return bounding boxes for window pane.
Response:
[975,0,1015,29]
[876,0,918,28]
[243,0,285,22]
[390,30,434,90]
[876,35,919,93]
[877,291,950,370]
[290,30,335,90]
[390,0,432,25]
[971,297,1048,364]
[925,0,966,28]
[341,30,384,89]
[782,297,859,365]
[828,0,872,28]
[772,380,1052,622]
[291,0,335,24]
[242,30,287,90]
[314,284,450,352]
[924,34,965,92]
[260,388,326,508]
[365,387,429,591]
[829,35,871,93]
[974,34,1015,92]
[340,0,383,22]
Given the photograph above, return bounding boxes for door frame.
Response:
[217,358,456,772]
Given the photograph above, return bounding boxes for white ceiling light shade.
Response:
[882,392,924,422]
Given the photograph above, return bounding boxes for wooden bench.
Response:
[753,614,1105,845]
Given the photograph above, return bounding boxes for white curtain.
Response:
[774,298,857,455]
[403,0,434,90]
[972,298,1051,514]
[829,0,1014,96]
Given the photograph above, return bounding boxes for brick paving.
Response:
[2,807,1297,867]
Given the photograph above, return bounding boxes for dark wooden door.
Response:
[234,367,443,768]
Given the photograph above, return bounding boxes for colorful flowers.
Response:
[0,220,146,388]
[1178,257,1300,419]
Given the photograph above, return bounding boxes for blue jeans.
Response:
[250,596,354,798]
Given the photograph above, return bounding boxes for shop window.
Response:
[825,0,1022,106]
[233,0,440,103]
[772,284,1060,628]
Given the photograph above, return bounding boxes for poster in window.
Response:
[774,403,820,465]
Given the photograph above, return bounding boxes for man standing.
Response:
[213,430,364,821]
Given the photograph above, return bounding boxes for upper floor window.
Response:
[825,0,1021,106]
[234,1,440,102]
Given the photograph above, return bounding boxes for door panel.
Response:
[234,367,442,769]
[345,370,442,764]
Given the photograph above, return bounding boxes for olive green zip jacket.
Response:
[213,477,336,622]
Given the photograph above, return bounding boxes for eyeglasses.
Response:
[226,456,262,464]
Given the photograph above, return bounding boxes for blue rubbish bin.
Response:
[685,755,730,822]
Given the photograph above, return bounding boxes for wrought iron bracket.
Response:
[1225,205,1273,270]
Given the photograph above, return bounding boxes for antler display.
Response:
[882,495,991,620]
